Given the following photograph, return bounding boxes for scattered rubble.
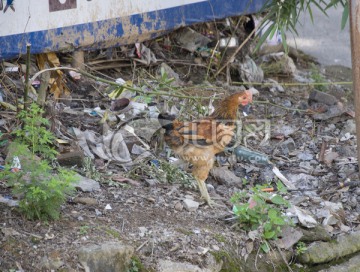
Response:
[0,14,359,272]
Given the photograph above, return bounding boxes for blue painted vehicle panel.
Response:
[0,0,266,60]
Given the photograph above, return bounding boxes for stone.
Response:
[75,174,100,192]
[275,226,303,249]
[174,28,211,52]
[174,201,184,211]
[157,258,222,272]
[297,152,314,161]
[40,256,64,270]
[278,138,296,155]
[319,254,360,272]
[57,151,84,167]
[210,167,242,186]
[183,199,200,212]
[322,201,343,212]
[300,225,332,242]
[340,119,356,137]
[78,242,134,272]
[73,197,98,206]
[298,231,360,264]
[309,90,339,106]
[322,214,338,226]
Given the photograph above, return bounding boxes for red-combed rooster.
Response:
[158,91,253,206]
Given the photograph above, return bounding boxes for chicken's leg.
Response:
[195,178,214,207]
[192,163,215,207]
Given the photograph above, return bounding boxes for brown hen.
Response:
[158,91,253,206]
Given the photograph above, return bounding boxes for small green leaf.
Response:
[341,2,349,30]
[270,194,287,205]
[261,242,270,253]
[264,230,276,239]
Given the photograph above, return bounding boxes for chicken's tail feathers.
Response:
[158,113,176,130]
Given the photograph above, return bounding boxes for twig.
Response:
[136,240,149,252]
[233,81,353,87]
[24,43,31,110]
[29,67,215,100]
[276,244,293,272]
[206,40,219,80]
[318,141,327,163]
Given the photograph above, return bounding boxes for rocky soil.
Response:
[1,20,360,272]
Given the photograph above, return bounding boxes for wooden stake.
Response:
[24,43,31,110]
[349,0,360,170]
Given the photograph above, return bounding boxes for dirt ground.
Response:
[0,27,359,271]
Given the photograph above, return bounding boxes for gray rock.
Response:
[157,257,222,272]
[319,254,360,272]
[312,102,345,120]
[78,242,134,272]
[276,226,303,249]
[40,256,64,270]
[273,125,297,137]
[265,78,285,93]
[300,225,332,242]
[278,138,296,155]
[183,199,200,212]
[211,167,242,186]
[322,214,338,226]
[298,231,360,264]
[340,119,356,137]
[282,100,292,107]
[309,90,339,106]
[73,197,98,206]
[297,152,314,161]
[259,167,275,182]
[75,174,100,192]
[339,146,357,161]
[174,28,211,52]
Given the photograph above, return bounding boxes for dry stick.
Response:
[214,25,258,77]
[24,43,31,111]
[233,81,353,86]
[29,67,210,100]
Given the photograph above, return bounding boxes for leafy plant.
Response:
[2,103,78,221]
[127,159,196,187]
[79,225,91,235]
[126,256,145,272]
[257,0,349,52]
[310,64,328,92]
[13,103,57,159]
[231,184,292,252]
[295,241,308,255]
[2,146,77,220]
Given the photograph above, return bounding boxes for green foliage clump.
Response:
[2,103,78,221]
[126,256,146,272]
[127,159,195,188]
[231,183,292,252]
[13,103,57,159]
[295,241,308,255]
[258,0,349,51]
[310,64,328,92]
[10,156,76,221]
